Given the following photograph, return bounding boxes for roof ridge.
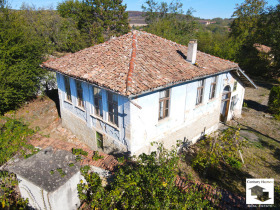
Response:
[126,30,137,93]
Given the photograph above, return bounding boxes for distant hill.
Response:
[128,11,146,26]
[127,11,234,27]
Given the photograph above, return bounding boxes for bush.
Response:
[78,143,212,209]
[191,127,246,176]
[0,116,39,166]
[268,86,280,118]
[0,172,28,209]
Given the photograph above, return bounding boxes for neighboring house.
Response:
[41,30,256,156]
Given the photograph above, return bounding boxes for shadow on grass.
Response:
[231,121,280,144]
[203,164,253,196]
[243,99,268,112]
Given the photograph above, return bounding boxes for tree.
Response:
[230,0,266,42]
[142,0,196,46]
[57,0,130,45]
[255,3,280,77]
[19,4,86,53]
[78,143,211,209]
[0,8,45,114]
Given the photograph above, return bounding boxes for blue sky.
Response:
[8,0,279,19]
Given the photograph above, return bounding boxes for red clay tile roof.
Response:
[42,30,238,96]
[253,43,271,54]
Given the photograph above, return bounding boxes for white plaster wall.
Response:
[130,72,245,155]
[219,72,245,121]
[18,172,81,210]
[49,171,81,210]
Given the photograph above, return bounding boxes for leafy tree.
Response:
[142,0,196,46]
[19,4,86,53]
[57,0,130,45]
[230,0,266,42]
[255,3,280,77]
[78,143,211,209]
[0,8,45,114]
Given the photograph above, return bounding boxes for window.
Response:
[209,76,218,99]
[93,87,103,117]
[96,132,103,149]
[233,81,238,91]
[158,89,170,120]
[64,76,72,102]
[231,95,238,111]
[107,92,118,126]
[76,81,84,108]
[196,79,205,105]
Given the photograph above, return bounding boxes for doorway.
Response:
[220,85,231,122]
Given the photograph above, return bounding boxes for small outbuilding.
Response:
[8,147,82,210]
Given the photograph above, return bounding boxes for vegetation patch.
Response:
[78,143,213,209]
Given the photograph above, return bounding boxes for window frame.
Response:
[107,92,118,127]
[76,80,84,109]
[96,131,103,149]
[233,81,238,92]
[158,89,170,120]
[93,87,103,117]
[196,79,205,105]
[209,76,218,100]
[64,76,72,102]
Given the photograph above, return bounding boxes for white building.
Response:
[42,30,256,156]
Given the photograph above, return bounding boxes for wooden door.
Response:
[220,86,231,122]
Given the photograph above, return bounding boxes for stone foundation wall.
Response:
[61,109,127,154]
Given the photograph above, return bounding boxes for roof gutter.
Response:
[236,68,258,89]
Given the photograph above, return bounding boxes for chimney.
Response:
[187,39,197,64]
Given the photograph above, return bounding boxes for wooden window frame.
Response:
[93,87,103,117]
[107,92,118,126]
[76,80,84,109]
[158,89,170,120]
[196,79,205,105]
[209,76,218,100]
[64,76,72,102]
[96,131,103,149]
[233,81,238,91]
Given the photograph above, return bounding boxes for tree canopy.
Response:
[57,0,130,45]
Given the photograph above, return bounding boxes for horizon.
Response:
[8,0,279,19]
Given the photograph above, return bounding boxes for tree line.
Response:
[141,0,280,78]
[0,0,279,115]
[0,0,129,114]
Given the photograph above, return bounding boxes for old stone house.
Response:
[41,30,256,156]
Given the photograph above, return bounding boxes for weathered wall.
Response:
[17,172,81,210]
[56,71,245,156]
[56,73,130,154]
[130,72,245,156]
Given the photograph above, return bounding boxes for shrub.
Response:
[0,116,39,166]
[0,172,28,209]
[78,143,212,209]
[191,127,246,176]
[268,86,280,119]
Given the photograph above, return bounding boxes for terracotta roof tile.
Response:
[42,30,238,96]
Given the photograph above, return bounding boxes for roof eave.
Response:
[127,67,239,99]
[40,64,126,96]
